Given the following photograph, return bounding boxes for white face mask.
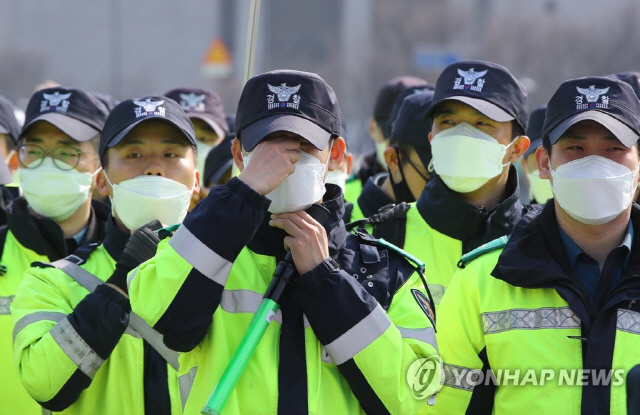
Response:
[20,157,97,221]
[243,143,331,214]
[527,170,554,204]
[375,141,388,168]
[430,122,514,193]
[196,141,213,177]
[325,168,348,191]
[106,174,192,230]
[551,155,638,225]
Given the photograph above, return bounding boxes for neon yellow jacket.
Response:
[129,179,441,414]
[11,219,183,415]
[1,198,108,415]
[432,203,640,414]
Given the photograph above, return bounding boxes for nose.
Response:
[143,159,165,176]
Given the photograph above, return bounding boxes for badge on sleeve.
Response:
[411,289,435,327]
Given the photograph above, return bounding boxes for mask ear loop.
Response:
[322,140,335,183]
[4,149,15,164]
[501,137,519,168]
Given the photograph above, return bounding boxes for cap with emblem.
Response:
[21,87,109,143]
[235,69,341,151]
[165,87,230,140]
[99,96,196,161]
[542,76,640,147]
[390,90,435,168]
[424,60,529,133]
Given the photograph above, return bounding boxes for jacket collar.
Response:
[6,197,109,260]
[416,165,524,251]
[493,201,640,289]
[248,184,349,260]
[356,173,395,218]
[102,216,132,262]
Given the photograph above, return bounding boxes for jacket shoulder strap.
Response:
[49,258,179,371]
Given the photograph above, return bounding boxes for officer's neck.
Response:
[113,215,132,235]
[556,202,631,267]
[451,167,510,212]
[32,198,93,239]
[379,174,396,202]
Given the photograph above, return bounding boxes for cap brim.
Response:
[207,159,234,185]
[23,113,99,142]
[107,117,195,149]
[0,125,8,134]
[189,114,226,141]
[425,96,514,123]
[240,114,332,151]
[548,111,639,147]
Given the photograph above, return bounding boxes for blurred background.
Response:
[1,0,639,157]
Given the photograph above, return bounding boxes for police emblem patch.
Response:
[179,93,206,112]
[41,92,72,113]
[453,68,487,92]
[133,99,166,118]
[267,83,301,110]
[411,288,435,326]
[575,85,610,110]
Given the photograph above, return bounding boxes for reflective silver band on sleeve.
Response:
[396,326,438,351]
[50,318,104,379]
[168,225,232,286]
[442,363,482,392]
[324,304,391,365]
[12,311,66,343]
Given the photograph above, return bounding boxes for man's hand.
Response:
[269,211,329,275]
[238,138,301,195]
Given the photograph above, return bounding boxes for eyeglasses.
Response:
[18,144,96,171]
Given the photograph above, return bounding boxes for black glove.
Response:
[106,220,163,293]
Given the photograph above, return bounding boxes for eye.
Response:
[165,153,178,158]
[126,152,142,159]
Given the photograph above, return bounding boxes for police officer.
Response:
[11,95,199,414]
[0,87,110,414]
[129,69,441,414]
[0,95,21,221]
[521,106,553,204]
[349,90,435,228]
[354,76,429,193]
[360,61,531,307]
[434,76,640,414]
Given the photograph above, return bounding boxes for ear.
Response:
[427,131,433,143]
[384,146,399,170]
[536,145,551,179]
[192,169,201,195]
[328,137,346,172]
[508,135,530,163]
[345,152,354,176]
[7,150,19,174]
[95,169,111,197]
[231,137,245,172]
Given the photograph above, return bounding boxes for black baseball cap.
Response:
[374,76,428,137]
[21,87,109,142]
[0,95,21,146]
[523,106,546,158]
[165,88,230,140]
[542,77,640,147]
[203,134,233,187]
[235,69,341,151]
[424,60,529,132]
[390,90,435,168]
[385,84,434,137]
[99,95,197,160]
